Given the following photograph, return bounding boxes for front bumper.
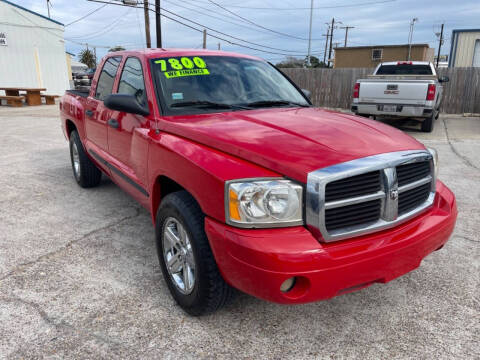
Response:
[205,181,457,304]
[352,103,433,118]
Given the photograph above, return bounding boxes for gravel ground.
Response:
[0,105,478,359]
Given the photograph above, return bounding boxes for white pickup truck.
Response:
[351,61,449,132]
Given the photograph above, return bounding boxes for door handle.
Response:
[107,118,119,129]
[85,109,93,117]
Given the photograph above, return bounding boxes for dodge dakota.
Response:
[60,49,457,315]
[351,61,449,132]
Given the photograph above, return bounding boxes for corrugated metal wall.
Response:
[0,1,70,95]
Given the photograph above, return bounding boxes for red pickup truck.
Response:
[60,49,457,315]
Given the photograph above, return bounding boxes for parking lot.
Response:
[0,105,478,359]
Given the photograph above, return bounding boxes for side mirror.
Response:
[301,89,312,101]
[439,76,449,83]
[104,94,149,116]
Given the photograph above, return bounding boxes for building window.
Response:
[473,39,480,67]
[372,49,383,61]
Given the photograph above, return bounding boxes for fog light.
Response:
[280,277,296,293]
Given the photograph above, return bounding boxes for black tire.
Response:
[155,191,233,316]
[69,130,102,188]
[421,114,434,133]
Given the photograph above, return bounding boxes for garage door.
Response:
[473,39,480,67]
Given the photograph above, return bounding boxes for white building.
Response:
[0,0,70,95]
[449,29,480,67]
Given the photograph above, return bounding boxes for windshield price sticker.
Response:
[155,57,210,78]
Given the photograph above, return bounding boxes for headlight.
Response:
[226,179,303,228]
[427,147,438,180]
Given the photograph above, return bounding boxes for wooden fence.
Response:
[283,67,480,114]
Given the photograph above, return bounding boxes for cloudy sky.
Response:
[16,0,480,63]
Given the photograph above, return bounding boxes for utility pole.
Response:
[407,17,418,61]
[218,43,221,50]
[93,46,97,65]
[340,25,354,47]
[46,0,50,18]
[327,18,335,68]
[306,0,314,67]
[143,0,151,48]
[322,27,330,65]
[155,0,161,48]
[202,29,207,49]
[436,23,444,67]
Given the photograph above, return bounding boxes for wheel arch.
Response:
[65,119,77,138]
[151,175,188,223]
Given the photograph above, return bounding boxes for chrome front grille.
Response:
[325,171,381,202]
[397,161,431,186]
[398,182,431,215]
[306,150,436,242]
[325,198,382,231]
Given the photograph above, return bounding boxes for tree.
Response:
[79,49,96,68]
[275,56,304,68]
[109,46,126,52]
[275,55,328,69]
[309,56,328,68]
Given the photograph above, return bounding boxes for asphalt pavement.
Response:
[0,105,478,359]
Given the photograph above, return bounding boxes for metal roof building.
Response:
[0,0,70,95]
[449,29,480,67]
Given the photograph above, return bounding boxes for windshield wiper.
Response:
[243,100,310,108]
[170,101,250,110]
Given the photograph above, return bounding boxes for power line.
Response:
[204,0,317,41]
[90,0,314,56]
[69,7,132,40]
[151,4,310,54]
[65,1,111,27]
[188,0,396,10]
[162,0,289,39]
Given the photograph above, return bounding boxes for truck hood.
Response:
[161,107,424,183]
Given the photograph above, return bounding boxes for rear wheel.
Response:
[155,191,233,315]
[421,113,434,133]
[69,130,102,187]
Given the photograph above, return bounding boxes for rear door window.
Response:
[376,64,433,75]
[117,57,147,106]
[95,56,122,101]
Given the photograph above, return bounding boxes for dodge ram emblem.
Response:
[390,189,399,200]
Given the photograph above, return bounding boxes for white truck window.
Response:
[376,64,433,75]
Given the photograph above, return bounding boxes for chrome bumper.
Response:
[352,103,433,118]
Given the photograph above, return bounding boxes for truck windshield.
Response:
[376,64,433,75]
[152,55,309,113]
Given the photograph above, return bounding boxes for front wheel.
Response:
[155,191,233,316]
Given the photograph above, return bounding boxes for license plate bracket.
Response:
[382,105,397,112]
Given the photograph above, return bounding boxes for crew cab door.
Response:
[107,56,152,202]
[84,56,122,155]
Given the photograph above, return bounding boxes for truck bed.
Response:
[66,89,89,98]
